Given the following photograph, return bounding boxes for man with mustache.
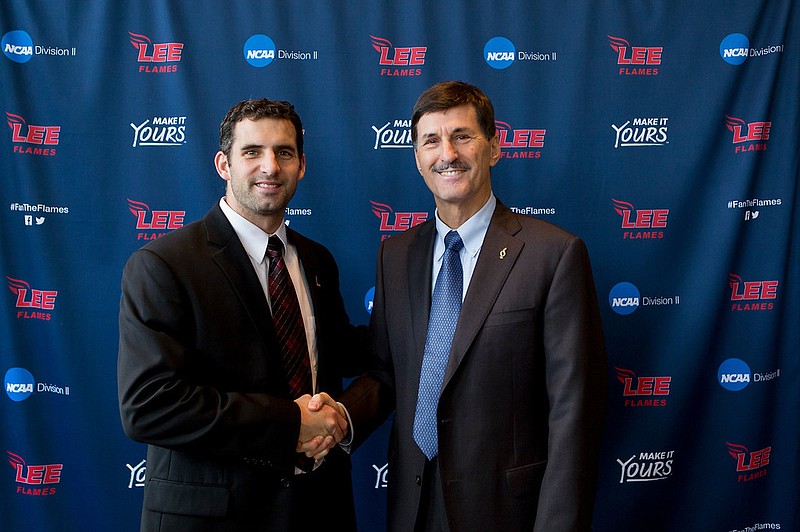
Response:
[332,81,607,531]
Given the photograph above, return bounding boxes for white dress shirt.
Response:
[219,198,319,392]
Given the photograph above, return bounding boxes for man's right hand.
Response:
[294,393,347,459]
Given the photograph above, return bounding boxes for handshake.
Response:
[294,392,349,461]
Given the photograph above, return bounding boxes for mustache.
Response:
[431,162,470,173]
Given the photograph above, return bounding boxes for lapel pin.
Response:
[499,247,507,260]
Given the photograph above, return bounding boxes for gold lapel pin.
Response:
[499,247,507,260]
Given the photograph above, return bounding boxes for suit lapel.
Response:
[204,205,275,349]
[442,204,523,390]
[408,222,436,366]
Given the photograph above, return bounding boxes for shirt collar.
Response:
[434,193,496,260]
[219,198,288,264]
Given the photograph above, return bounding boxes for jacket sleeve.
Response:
[339,239,397,450]
[534,237,608,532]
[117,247,300,472]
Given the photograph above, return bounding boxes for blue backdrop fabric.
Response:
[1,2,798,531]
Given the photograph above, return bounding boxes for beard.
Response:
[228,175,294,219]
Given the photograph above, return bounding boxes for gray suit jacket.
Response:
[118,203,365,531]
[342,201,607,531]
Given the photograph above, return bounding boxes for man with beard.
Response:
[118,98,363,531]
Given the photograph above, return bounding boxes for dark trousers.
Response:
[414,458,450,532]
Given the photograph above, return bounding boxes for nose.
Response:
[439,137,458,163]
[260,152,280,175]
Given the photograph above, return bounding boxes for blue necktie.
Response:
[413,230,464,460]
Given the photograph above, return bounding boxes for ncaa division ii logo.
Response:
[484,37,515,69]
[609,282,640,315]
[720,33,749,65]
[2,30,33,63]
[718,358,750,391]
[244,34,276,67]
[3,29,76,63]
[5,368,34,401]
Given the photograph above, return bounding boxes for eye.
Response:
[276,149,296,159]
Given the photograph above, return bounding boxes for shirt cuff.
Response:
[337,401,354,453]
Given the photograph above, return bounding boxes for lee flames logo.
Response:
[615,367,670,408]
[728,274,778,312]
[370,35,426,77]
[612,199,668,240]
[496,120,545,160]
[726,442,770,483]
[6,112,60,157]
[128,199,185,240]
[608,35,662,76]
[6,277,56,321]
[7,451,62,496]
[370,201,427,240]
[129,32,183,73]
[725,115,770,154]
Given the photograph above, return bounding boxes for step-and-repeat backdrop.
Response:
[1,2,798,530]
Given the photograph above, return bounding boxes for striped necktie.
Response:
[266,236,312,398]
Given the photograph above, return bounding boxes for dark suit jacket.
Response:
[342,201,607,531]
[118,203,365,532]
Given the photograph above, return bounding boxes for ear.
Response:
[214,151,230,181]
[488,133,501,167]
[297,154,306,182]
[413,149,423,175]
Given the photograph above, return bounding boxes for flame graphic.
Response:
[728,273,743,288]
[6,276,30,296]
[724,115,746,133]
[370,35,393,54]
[6,112,26,130]
[612,199,634,217]
[725,442,749,460]
[127,199,150,218]
[370,200,393,218]
[494,120,512,132]
[607,35,630,53]
[129,32,152,49]
[614,367,636,384]
[7,451,25,469]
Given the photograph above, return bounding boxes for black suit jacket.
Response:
[118,203,365,531]
[342,201,607,531]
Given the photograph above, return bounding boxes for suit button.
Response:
[415,475,422,486]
